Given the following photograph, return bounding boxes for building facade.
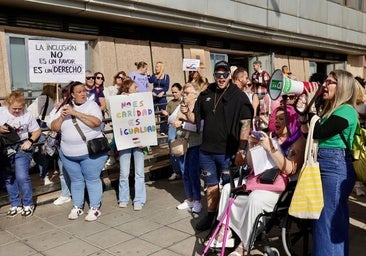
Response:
[0,0,365,98]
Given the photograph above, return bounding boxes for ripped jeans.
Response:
[199,150,231,187]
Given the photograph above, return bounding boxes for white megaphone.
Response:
[269,69,314,100]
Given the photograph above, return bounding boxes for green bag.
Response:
[341,122,366,182]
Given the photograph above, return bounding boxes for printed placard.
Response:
[109,92,157,150]
[182,58,200,71]
[28,40,85,83]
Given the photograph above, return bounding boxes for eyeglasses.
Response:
[86,76,95,80]
[96,76,104,80]
[116,76,124,79]
[214,72,230,79]
[325,79,337,86]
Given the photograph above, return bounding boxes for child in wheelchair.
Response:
[204,105,306,255]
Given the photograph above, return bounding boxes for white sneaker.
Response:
[192,201,202,213]
[53,196,71,206]
[133,204,143,211]
[21,205,34,217]
[85,207,101,221]
[176,200,193,210]
[105,156,116,167]
[44,176,53,185]
[119,202,128,208]
[68,206,84,220]
[168,173,181,181]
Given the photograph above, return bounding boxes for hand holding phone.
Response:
[251,130,264,139]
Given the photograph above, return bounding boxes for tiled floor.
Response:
[0,179,365,256]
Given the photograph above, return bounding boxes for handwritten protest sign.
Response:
[182,58,200,71]
[28,40,85,83]
[109,92,157,150]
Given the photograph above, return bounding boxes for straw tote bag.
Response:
[289,115,324,219]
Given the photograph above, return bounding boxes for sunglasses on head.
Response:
[214,72,230,79]
[86,76,95,80]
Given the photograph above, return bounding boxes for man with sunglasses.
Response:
[181,60,253,231]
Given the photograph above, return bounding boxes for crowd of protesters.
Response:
[0,59,365,256]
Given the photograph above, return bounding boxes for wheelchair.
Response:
[246,180,312,256]
[203,179,312,256]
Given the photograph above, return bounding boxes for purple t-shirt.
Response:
[129,71,149,92]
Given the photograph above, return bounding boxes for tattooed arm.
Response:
[235,118,252,166]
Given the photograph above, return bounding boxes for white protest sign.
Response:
[182,58,200,71]
[109,92,158,150]
[28,40,85,83]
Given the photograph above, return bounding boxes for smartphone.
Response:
[251,130,263,139]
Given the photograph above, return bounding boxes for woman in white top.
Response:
[51,81,108,221]
[0,90,41,217]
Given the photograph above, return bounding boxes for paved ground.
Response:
[0,178,365,256]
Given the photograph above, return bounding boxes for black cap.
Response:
[214,60,230,72]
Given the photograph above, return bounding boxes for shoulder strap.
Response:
[340,132,349,151]
[40,96,49,121]
[72,116,86,142]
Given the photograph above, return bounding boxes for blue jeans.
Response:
[168,125,181,174]
[312,148,355,256]
[199,150,231,186]
[57,150,71,198]
[118,147,146,205]
[179,146,201,200]
[2,146,34,207]
[59,151,107,209]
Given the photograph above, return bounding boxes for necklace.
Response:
[212,86,229,114]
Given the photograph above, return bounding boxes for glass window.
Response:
[6,34,89,98]
[210,53,228,71]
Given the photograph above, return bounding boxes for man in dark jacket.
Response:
[181,60,254,230]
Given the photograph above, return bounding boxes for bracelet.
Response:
[28,138,34,144]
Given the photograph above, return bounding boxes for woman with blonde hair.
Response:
[172,83,203,213]
[188,70,208,92]
[149,61,170,135]
[1,90,41,217]
[300,70,358,255]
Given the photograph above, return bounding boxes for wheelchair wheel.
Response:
[263,247,280,256]
[282,214,312,256]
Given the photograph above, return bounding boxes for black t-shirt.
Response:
[194,82,253,155]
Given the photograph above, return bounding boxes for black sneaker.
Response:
[6,206,23,218]
[21,206,34,217]
[196,213,215,231]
